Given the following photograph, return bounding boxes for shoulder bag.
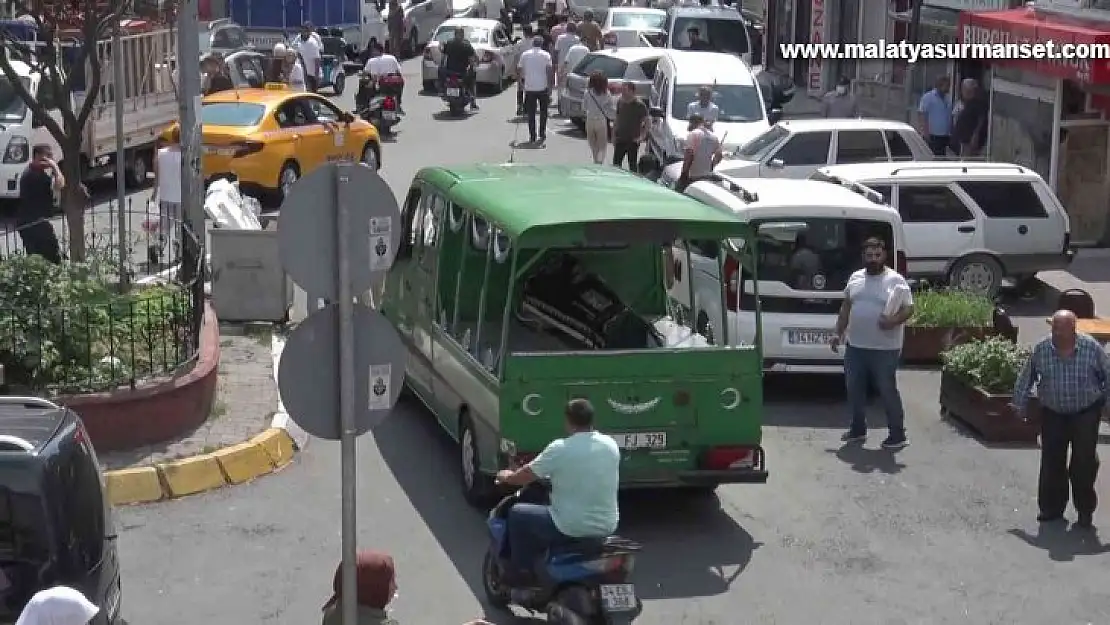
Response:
[588,91,613,142]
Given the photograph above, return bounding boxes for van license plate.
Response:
[446,87,461,97]
[786,329,834,345]
[612,432,666,450]
[600,584,637,612]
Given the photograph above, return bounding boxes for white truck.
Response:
[0,27,178,199]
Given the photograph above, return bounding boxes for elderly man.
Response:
[820,76,859,118]
[1013,310,1109,530]
[953,78,987,157]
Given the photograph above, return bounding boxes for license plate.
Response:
[786,329,834,345]
[446,87,461,96]
[611,432,666,450]
[382,111,397,120]
[600,584,637,612]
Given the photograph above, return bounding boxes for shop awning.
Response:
[958,8,1110,84]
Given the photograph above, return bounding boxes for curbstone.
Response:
[104,467,164,506]
[251,428,296,467]
[157,454,228,498]
[213,440,276,484]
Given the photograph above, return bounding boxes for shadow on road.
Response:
[828,443,906,474]
[1008,524,1110,562]
[374,399,763,619]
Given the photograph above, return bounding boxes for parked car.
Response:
[0,397,121,625]
[601,7,667,47]
[560,47,663,130]
[814,161,1075,297]
[382,0,454,58]
[422,18,524,92]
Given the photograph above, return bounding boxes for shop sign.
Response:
[958,11,1110,83]
[807,0,826,95]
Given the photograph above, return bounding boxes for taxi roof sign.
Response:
[264,82,288,90]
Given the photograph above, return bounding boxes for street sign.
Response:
[277,163,401,300]
[277,303,405,439]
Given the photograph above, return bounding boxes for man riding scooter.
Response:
[495,399,620,590]
[364,40,405,111]
[439,26,480,111]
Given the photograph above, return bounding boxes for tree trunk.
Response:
[60,144,86,263]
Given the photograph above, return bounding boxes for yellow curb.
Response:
[102,429,298,505]
[251,428,296,467]
[104,467,164,505]
[213,440,276,484]
[157,454,227,498]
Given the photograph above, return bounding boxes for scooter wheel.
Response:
[481,551,511,609]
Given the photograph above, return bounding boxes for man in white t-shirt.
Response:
[516,36,554,144]
[364,42,405,111]
[292,23,323,91]
[285,49,307,91]
[685,85,719,127]
[677,113,721,190]
[561,39,588,78]
[830,238,914,449]
[553,22,579,99]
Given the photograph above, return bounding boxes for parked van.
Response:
[382,164,769,505]
[666,175,907,373]
[645,50,770,170]
[0,397,121,624]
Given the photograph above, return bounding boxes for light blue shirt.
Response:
[918,88,952,136]
[528,431,620,537]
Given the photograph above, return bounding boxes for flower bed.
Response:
[939,337,1040,444]
[904,289,997,364]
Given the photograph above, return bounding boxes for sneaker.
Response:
[881,435,908,449]
[841,430,866,443]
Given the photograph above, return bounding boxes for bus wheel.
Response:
[459,413,497,508]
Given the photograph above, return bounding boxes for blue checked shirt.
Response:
[1013,334,1110,415]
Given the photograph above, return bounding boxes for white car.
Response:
[813,162,1075,297]
[383,0,453,57]
[667,175,907,373]
[560,47,663,128]
[601,7,667,47]
[662,118,935,182]
[421,18,524,92]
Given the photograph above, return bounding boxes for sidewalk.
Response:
[1036,248,1110,311]
[784,94,823,118]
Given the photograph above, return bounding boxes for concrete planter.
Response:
[938,371,1040,445]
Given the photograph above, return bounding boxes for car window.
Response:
[736,125,788,160]
[0,465,49,562]
[202,102,266,126]
[434,26,490,44]
[611,10,666,29]
[671,17,749,55]
[957,180,1049,219]
[212,25,246,49]
[306,97,341,123]
[671,83,762,122]
[896,185,974,223]
[275,99,313,127]
[771,131,831,166]
[868,184,893,205]
[573,54,628,78]
[639,59,658,80]
[835,130,888,164]
[885,131,914,159]
[59,437,106,572]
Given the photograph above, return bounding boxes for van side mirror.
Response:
[649,106,664,119]
[767,108,782,124]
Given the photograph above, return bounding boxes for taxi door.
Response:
[304,96,358,164]
[273,97,327,174]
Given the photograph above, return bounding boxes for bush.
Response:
[0,254,192,393]
[940,337,1030,395]
[910,289,994,328]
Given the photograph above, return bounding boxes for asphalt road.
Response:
[114,59,1110,625]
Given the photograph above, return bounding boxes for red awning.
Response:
[959,8,1110,84]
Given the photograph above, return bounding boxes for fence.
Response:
[0,201,203,394]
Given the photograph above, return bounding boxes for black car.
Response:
[0,397,120,624]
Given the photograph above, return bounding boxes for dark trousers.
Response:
[523,90,550,141]
[306,74,319,93]
[844,345,905,436]
[1039,402,1102,518]
[507,503,567,576]
[927,134,949,157]
[612,140,640,171]
[18,220,61,264]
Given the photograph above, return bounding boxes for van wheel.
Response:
[459,413,497,508]
[949,254,1004,298]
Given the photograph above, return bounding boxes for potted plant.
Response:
[939,337,1040,444]
[903,289,997,364]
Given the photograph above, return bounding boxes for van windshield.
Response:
[672,17,749,55]
[0,78,29,123]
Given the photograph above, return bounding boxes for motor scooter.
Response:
[356,72,404,135]
[481,481,643,624]
[441,70,471,117]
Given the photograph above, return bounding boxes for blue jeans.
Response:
[507,503,567,576]
[844,345,905,437]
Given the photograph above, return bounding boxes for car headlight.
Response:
[3,136,28,164]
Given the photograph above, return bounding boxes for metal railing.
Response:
[0,202,202,394]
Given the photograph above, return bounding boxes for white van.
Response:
[645,50,771,170]
[666,176,908,373]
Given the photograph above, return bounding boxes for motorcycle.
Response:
[481,481,643,624]
[356,72,404,135]
[441,70,471,117]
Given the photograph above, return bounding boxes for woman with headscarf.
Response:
[15,586,99,625]
[322,550,492,625]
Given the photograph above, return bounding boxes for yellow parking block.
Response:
[104,467,165,505]
[251,428,295,467]
[213,441,276,484]
[158,454,227,498]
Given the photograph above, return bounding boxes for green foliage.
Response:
[941,337,1030,395]
[910,289,994,328]
[0,254,192,393]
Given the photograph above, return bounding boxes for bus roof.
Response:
[417,163,750,243]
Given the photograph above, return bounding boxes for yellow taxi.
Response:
[175,84,381,200]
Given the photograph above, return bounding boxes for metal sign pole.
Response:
[112,21,128,290]
[335,167,358,625]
